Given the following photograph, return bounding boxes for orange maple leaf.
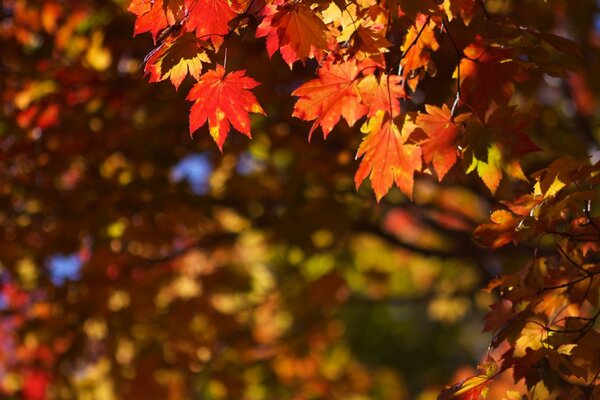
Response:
[187,64,265,150]
[417,104,471,180]
[292,58,367,139]
[473,209,521,248]
[256,1,329,67]
[355,111,422,201]
[143,31,211,90]
[400,13,439,92]
[184,0,238,48]
[474,194,543,248]
[357,73,406,118]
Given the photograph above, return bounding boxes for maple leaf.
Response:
[400,14,439,92]
[474,193,545,248]
[502,194,544,217]
[398,0,442,19]
[292,58,367,139]
[256,1,329,67]
[532,157,583,199]
[184,0,238,48]
[355,111,422,201]
[357,73,405,118]
[417,104,471,180]
[473,209,521,248]
[439,357,498,400]
[494,26,583,78]
[483,299,514,332]
[466,142,503,195]
[348,26,391,62]
[514,320,546,357]
[128,0,185,42]
[485,105,539,157]
[187,64,265,150]
[461,119,525,195]
[143,31,211,90]
[439,375,491,400]
[444,0,477,25]
[457,40,521,120]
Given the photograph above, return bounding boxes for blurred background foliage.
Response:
[1,0,600,398]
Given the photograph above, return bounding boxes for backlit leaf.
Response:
[357,73,405,118]
[400,14,439,92]
[514,321,546,358]
[256,1,329,67]
[355,111,421,200]
[292,58,367,139]
[417,104,471,180]
[187,64,265,149]
[143,31,211,89]
[184,0,238,48]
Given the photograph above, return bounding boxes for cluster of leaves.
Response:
[129,0,600,398]
[459,160,600,399]
[128,0,577,202]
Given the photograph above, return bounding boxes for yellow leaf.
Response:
[514,321,546,357]
[557,343,577,355]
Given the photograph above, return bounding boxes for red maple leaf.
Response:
[458,39,521,119]
[128,0,186,42]
[417,104,471,180]
[355,112,422,200]
[292,58,367,139]
[187,64,265,150]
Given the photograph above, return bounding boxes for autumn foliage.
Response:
[2,0,600,399]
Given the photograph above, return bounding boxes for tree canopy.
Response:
[1,0,600,399]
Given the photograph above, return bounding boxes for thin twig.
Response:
[395,16,432,68]
[536,273,597,294]
[442,18,462,118]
